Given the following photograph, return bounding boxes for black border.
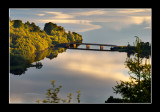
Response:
[7,7,153,106]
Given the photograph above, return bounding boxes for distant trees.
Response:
[111,37,151,59]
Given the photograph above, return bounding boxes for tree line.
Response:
[111,37,151,59]
[10,19,82,66]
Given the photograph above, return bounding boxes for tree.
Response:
[67,33,75,42]
[10,19,82,75]
[106,37,151,103]
[13,20,23,28]
[44,22,57,35]
[25,21,30,25]
[105,96,124,103]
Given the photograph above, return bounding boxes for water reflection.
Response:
[51,50,130,81]
[10,50,129,103]
[10,47,67,75]
[10,46,151,103]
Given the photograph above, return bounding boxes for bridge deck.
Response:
[68,48,115,51]
[68,43,117,46]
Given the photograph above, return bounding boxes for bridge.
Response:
[64,43,117,51]
[67,47,117,52]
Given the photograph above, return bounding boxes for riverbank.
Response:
[111,41,151,58]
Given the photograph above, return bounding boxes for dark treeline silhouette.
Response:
[111,41,151,59]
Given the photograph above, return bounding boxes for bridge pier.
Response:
[100,45,103,50]
[73,44,76,48]
[65,43,117,50]
[86,45,90,49]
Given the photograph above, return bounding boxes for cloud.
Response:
[43,11,74,19]
[115,9,151,15]
[36,14,45,16]
[36,9,151,32]
[76,9,151,30]
[43,9,107,19]
[37,9,108,32]
[38,19,90,24]
[71,9,107,16]
[64,23,101,32]
[38,19,101,32]
[130,16,151,24]
[90,15,151,30]
[130,16,151,29]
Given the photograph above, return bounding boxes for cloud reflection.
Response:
[10,51,130,103]
[53,50,130,81]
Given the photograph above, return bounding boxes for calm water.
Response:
[9,8,151,103]
[10,47,131,103]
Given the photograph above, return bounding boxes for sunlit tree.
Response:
[10,19,83,73]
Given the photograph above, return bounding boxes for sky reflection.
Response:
[54,50,130,81]
[10,50,130,103]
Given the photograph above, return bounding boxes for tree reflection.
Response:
[10,66,27,75]
[30,62,43,69]
[10,47,67,75]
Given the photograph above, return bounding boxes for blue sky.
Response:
[9,8,151,45]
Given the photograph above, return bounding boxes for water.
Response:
[10,46,131,103]
[9,8,151,103]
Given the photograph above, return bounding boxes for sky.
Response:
[9,8,152,45]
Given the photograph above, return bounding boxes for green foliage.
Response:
[112,77,151,103]
[111,36,151,58]
[12,20,23,28]
[10,19,82,61]
[76,90,81,103]
[44,22,58,35]
[10,19,82,75]
[36,80,81,103]
[106,37,151,103]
